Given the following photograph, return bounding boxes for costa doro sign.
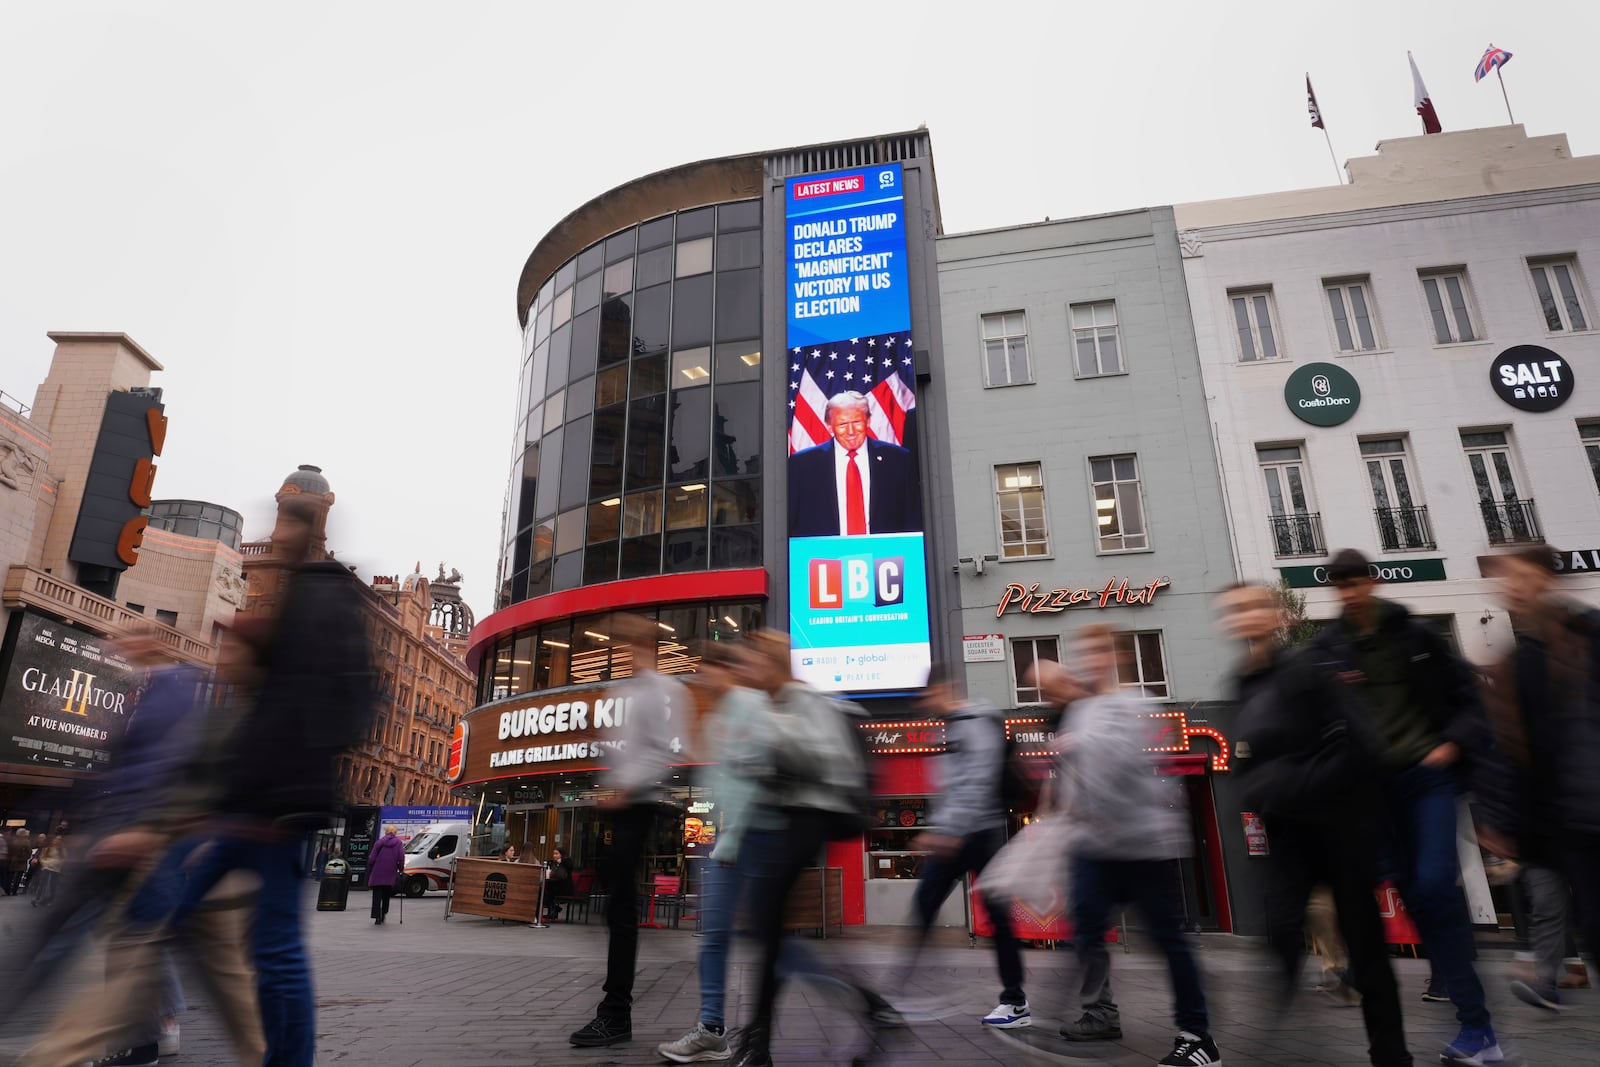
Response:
[1490,345,1573,412]
[1284,362,1361,427]
[1280,558,1447,588]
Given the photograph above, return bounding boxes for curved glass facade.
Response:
[498,200,765,610]
[147,499,244,550]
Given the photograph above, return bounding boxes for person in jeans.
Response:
[896,667,1029,1030]
[1312,549,1499,1064]
[658,642,773,1063]
[569,613,689,1049]
[1220,582,1413,1067]
[1034,626,1221,1067]
[1478,547,1600,1013]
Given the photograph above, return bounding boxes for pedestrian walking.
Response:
[1311,549,1500,1064]
[367,826,405,925]
[29,836,64,907]
[568,613,689,1049]
[6,829,28,895]
[1220,581,1414,1067]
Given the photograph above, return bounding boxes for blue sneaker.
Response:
[981,1001,1032,1028]
[1440,1026,1503,1065]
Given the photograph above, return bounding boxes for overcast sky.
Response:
[4,1,1596,621]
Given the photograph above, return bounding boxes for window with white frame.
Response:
[1582,423,1600,496]
[995,462,1050,558]
[981,311,1032,386]
[1419,269,1479,344]
[1529,258,1591,333]
[1324,277,1380,352]
[1090,454,1148,552]
[1071,301,1123,376]
[1462,430,1540,544]
[1113,631,1169,699]
[1229,288,1281,362]
[1012,636,1060,705]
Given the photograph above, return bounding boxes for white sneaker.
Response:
[158,1017,180,1057]
[981,1001,1032,1028]
[657,1021,730,1063]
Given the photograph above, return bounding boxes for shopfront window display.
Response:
[868,797,931,879]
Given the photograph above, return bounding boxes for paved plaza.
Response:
[2,888,1595,1066]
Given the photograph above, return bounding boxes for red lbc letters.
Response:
[996,577,1170,617]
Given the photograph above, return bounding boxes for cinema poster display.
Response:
[0,611,142,772]
[784,163,931,693]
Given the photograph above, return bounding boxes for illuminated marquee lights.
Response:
[857,713,1231,771]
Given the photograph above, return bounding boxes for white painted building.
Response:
[1175,126,1600,665]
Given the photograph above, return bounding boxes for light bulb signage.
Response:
[1490,345,1573,412]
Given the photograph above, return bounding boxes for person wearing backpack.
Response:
[896,666,1030,1030]
[730,632,894,1067]
[1219,581,1414,1067]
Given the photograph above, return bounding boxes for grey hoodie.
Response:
[1057,692,1188,861]
[601,669,690,806]
[928,700,1007,837]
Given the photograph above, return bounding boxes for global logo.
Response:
[483,872,508,906]
[878,170,895,189]
[1312,374,1331,398]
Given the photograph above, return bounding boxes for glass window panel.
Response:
[632,354,668,398]
[623,490,662,536]
[537,277,554,309]
[713,382,761,476]
[1097,330,1120,373]
[1116,483,1145,536]
[1553,264,1587,330]
[635,244,673,289]
[554,259,577,293]
[1444,276,1474,341]
[574,270,602,315]
[1365,460,1392,511]
[631,284,671,358]
[985,339,1009,385]
[1359,439,1404,456]
[1263,468,1285,514]
[667,386,712,482]
[1231,296,1256,361]
[620,535,662,579]
[596,365,629,407]
[672,273,713,349]
[638,216,673,250]
[551,287,573,329]
[525,559,551,601]
[566,374,594,421]
[598,291,632,366]
[1490,451,1518,500]
[711,478,759,525]
[671,347,712,389]
[528,340,549,408]
[717,200,760,231]
[1468,453,1493,505]
[200,505,222,521]
[1388,459,1416,509]
[1532,266,1561,330]
[551,550,583,593]
[1252,294,1278,358]
[516,445,540,530]
[583,541,619,585]
[663,528,708,572]
[1460,431,1507,448]
[534,302,552,346]
[569,615,613,685]
[627,394,666,483]
[604,229,636,263]
[530,521,555,564]
[547,323,573,393]
[1422,278,1451,343]
[715,340,761,383]
[559,416,593,512]
[1286,467,1308,511]
[1349,285,1376,348]
[1327,288,1354,351]
[588,499,620,544]
[535,431,563,517]
[510,526,532,575]
[569,307,600,380]
[554,507,585,557]
[1090,458,1113,482]
[511,632,536,696]
[676,237,713,277]
[603,259,632,300]
[715,268,761,340]
[1075,335,1098,377]
[676,206,714,239]
[717,230,761,271]
[543,389,565,434]
[665,483,708,530]
[1114,456,1137,480]
[534,618,571,688]
[577,243,604,279]
[710,526,761,568]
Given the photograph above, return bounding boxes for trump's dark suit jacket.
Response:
[787,438,923,538]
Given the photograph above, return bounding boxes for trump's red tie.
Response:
[845,449,866,535]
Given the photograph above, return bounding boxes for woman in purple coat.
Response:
[367,827,406,925]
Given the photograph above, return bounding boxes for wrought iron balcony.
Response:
[1267,512,1326,558]
[1481,499,1542,545]
[1374,505,1437,552]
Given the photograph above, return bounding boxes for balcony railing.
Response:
[1267,512,1326,558]
[1374,505,1437,552]
[2,564,214,665]
[1481,499,1542,545]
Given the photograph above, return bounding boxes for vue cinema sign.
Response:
[1491,345,1574,412]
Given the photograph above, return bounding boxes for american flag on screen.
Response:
[787,330,917,455]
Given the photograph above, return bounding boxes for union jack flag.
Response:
[1475,45,1513,82]
[787,330,917,454]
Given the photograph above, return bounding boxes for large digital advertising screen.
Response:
[785,163,931,692]
[0,612,141,771]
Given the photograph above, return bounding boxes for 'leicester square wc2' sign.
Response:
[1491,345,1574,412]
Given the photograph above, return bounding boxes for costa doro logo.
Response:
[1312,374,1331,397]
[1313,563,1415,584]
[1285,362,1361,427]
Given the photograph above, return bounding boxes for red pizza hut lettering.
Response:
[996,577,1170,617]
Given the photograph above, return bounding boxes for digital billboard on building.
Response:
[784,163,930,692]
[0,612,141,771]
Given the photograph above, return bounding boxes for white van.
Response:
[400,821,472,897]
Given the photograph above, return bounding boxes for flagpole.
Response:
[1321,127,1344,184]
[1496,68,1515,125]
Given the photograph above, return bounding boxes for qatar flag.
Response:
[1409,52,1442,134]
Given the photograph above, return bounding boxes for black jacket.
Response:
[786,438,922,537]
[1309,600,1490,777]
[1233,645,1387,826]
[221,561,376,822]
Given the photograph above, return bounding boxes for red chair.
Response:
[640,874,682,929]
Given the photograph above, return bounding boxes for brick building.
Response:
[238,466,474,809]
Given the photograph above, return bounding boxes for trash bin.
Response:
[317,859,350,912]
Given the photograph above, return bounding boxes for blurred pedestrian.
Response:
[7,828,30,894]
[896,666,1030,1031]
[1305,887,1358,1003]
[1479,546,1600,1012]
[313,843,329,881]
[1312,549,1499,1064]
[29,835,64,907]
[367,826,404,925]
[1220,582,1413,1067]
[568,613,688,1049]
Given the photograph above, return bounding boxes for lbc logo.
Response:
[809,556,904,609]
